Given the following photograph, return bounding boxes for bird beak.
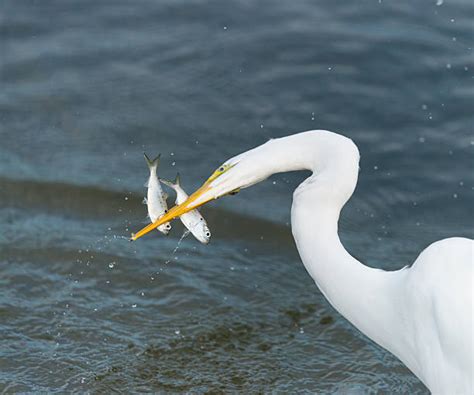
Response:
[131,178,217,241]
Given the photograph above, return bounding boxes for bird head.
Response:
[131,144,270,241]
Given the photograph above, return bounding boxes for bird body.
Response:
[401,237,473,393]
[282,132,472,393]
[133,130,473,393]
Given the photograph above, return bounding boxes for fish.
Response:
[143,153,172,235]
[160,173,211,244]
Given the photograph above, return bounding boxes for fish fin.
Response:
[159,177,175,189]
[144,152,160,169]
[142,197,148,205]
[175,173,181,186]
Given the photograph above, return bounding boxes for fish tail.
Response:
[160,172,180,189]
[144,153,160,169]
[159,177,175,189]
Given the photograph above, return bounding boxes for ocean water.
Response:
[1,0,473,392]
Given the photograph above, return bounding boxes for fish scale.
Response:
[160,173,211,244]
[143,153,172,235]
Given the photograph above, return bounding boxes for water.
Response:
[1,0,473,392]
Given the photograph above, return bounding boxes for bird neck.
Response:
[267,131,413,368]
[292,190,402,350]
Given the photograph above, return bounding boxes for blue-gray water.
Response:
[1,0,473,392]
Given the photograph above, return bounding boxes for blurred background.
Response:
[1,0,472,392]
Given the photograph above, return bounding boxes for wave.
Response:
[0,176,294,246]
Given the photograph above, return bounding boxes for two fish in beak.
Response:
[132,163,238,242]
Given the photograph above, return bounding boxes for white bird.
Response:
[132,130,473,394]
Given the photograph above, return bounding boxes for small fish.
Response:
[160,173,211,244]
[144,153,171,235]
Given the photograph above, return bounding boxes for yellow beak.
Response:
[130,180,215,241]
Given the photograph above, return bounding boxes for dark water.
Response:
[1,0,473,392]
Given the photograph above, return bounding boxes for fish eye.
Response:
[205,232,211,237]
[200,217,203,221]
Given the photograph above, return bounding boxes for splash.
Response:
[172,230,190,255]
[163,230,190,266]
[150,230,190,279]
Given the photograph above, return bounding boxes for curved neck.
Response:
[261,132,414,371]
[291,186,401,351]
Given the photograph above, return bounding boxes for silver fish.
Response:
[144,153,171,235]
[160,173,211,244]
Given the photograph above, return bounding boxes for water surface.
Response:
[1,0,473,392]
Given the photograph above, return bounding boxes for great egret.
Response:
[132,130,473,394]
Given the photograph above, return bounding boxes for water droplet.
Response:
[436,0,443,5]
[418,137,425,143]
[453,193,458,199]
[175,329,180,335]
[108,262,115,269]
[446,63,451,69]
[132,304,137,308]
[374,165,378,170]
[223,26,227,30]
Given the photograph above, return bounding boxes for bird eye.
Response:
[166,224,171,229]
[205,232,210,237]
[219,166,225,172]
